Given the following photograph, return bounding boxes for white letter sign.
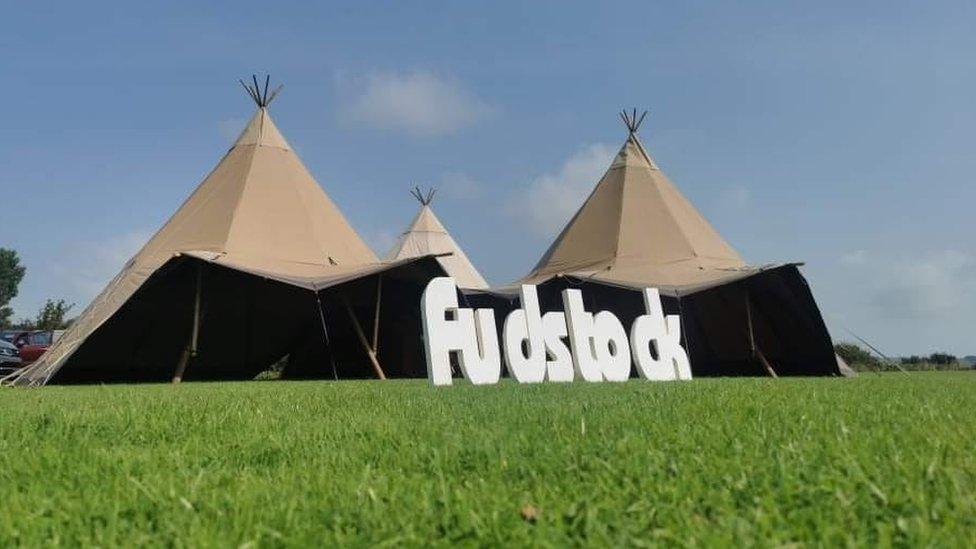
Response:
[421,277,501,386]
[502,285,547,383]
[421,278,691,386]
[630,288,692,381]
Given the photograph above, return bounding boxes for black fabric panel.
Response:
[53,257,315,383]
[743,267,839,376]
[284,257,445,380]
[530,267,837,377]
[51,256,446,384]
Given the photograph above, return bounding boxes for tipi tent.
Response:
[386,188,489,290]
[3,78,444,386]
[519,110,839,376]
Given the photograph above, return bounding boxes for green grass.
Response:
[1,372,975,547]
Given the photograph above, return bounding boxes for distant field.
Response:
[1,372,974,546]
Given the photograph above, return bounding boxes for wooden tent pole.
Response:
[342,297,386,380]
[676,294,694,376]
[746,291,778,378]
[172,349,190,384]
[372,275,382,353]
[173,264,202,383]
[755,346,778,379]
[312,285,339,380]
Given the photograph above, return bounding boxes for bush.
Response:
[834,342,883,371]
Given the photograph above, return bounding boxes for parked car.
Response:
[0,339,22,373]
[8,330,63,364]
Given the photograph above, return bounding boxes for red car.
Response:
[7,330,63,364]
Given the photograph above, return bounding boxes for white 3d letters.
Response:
[421,277,500,386]
[630,288,692,380]
[542,312,573,382]
[561,289,604,382]
[593,311,631,381]
[421,278,691,386]
[502,285,547,383]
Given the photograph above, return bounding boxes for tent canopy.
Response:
[4,79,441,386]
[522,110,755,294]
[515,110,838,376]
[386,187,489,289]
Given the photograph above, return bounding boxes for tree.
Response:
[30,299,74,331]
[834,342,883,370]
[0,248,26,328]
[928,352,957,366]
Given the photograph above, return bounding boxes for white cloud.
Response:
[49,230,151,305]
[865,250,974,319]
[340,70,495,137]
[508,143,615,237]
[438,172,482,200]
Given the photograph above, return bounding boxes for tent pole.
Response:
[746,290,777,378]
[172,348,191,384]
[676,294,694,375]
[755,345,778,378]
[372,275,382,353]
[312,286,339,380]
[244,281,252,368]
[342,296,387,380]
[173,263,202,383]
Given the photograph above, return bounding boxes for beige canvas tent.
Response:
[386,188,489,290]
[2,78,444,386]
[518,110,840,376]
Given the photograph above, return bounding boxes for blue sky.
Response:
[1,1,973,355]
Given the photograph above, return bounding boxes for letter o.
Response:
[592,311,631,382]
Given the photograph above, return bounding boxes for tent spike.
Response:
[266,84,283,105]
[635,110,648,132]
[240,75,280,108]
[620,110,638,134]
[240,80,260,106]
[620,108,648,134]
[251,75,262,106]
[408,185,438,205]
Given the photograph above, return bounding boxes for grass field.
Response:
[1,372,974,546]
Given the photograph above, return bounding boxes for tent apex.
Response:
[410,186,436,206]
[619,108,648,135]
[239,74,283,108]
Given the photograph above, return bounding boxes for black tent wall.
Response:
[531,265,839,377]
[50,258,836,383]
[284,258,444,380]
[49,256,444,384]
